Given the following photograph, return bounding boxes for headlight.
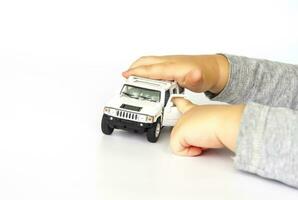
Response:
[104,107,110,113]
[146,116,154,123]
[139,115,154,123]
[103,107,117,115]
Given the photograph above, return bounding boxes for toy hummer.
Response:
[101,76,185,143]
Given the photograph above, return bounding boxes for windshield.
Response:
[120,84,161,103]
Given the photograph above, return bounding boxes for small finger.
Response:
[172,97,195,114]
[170,132,203,156]
[122,63,175,80]
[176,146,203,156]
[129,56,162,69]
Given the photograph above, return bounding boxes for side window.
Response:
[164,90,170,107]
[173,88,178,94]
[178,86,184,94]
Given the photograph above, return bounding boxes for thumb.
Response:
[181,68,204,92]
[172,97,195,114]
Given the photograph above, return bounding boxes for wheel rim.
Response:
[155,123,161,138]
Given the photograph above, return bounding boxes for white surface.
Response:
[1,0,298,199]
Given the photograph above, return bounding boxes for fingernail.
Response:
[122,70,129,77]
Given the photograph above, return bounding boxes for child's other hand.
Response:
[122,55,229,94]
[170,97,245,156]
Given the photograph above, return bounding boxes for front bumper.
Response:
[102,114,154,133]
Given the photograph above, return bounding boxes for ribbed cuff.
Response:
[204,54,252,104]
[234,102,269,173]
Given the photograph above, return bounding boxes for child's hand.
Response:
[171,97,245,156]
[122,55,229,94]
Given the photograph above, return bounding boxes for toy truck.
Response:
[101,76,185,143]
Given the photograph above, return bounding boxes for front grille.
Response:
[116,110,138,120]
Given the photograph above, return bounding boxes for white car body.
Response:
[101,76,185,142]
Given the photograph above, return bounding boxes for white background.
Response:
[0,0,298,199]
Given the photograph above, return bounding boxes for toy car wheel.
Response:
[101,117,114,135]
[146,119,161,143]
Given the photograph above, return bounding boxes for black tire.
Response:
[146,119,161,143]
[101,116,114,135]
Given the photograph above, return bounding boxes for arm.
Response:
[206,54,298,109]
[125,54,298,187]
[234,102,298,188]
[171,98,298,188]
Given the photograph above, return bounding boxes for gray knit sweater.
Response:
[206,54,298,188]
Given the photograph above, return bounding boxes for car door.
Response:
[162,93,184,126]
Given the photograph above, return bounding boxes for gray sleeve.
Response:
[235,102,298,188]
[204,55,298,187]
[205,54,298,109]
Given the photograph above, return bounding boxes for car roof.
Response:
[126,76,176,90]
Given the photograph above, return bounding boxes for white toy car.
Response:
[101,76,185,143]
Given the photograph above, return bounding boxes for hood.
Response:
[106,96,162,116]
